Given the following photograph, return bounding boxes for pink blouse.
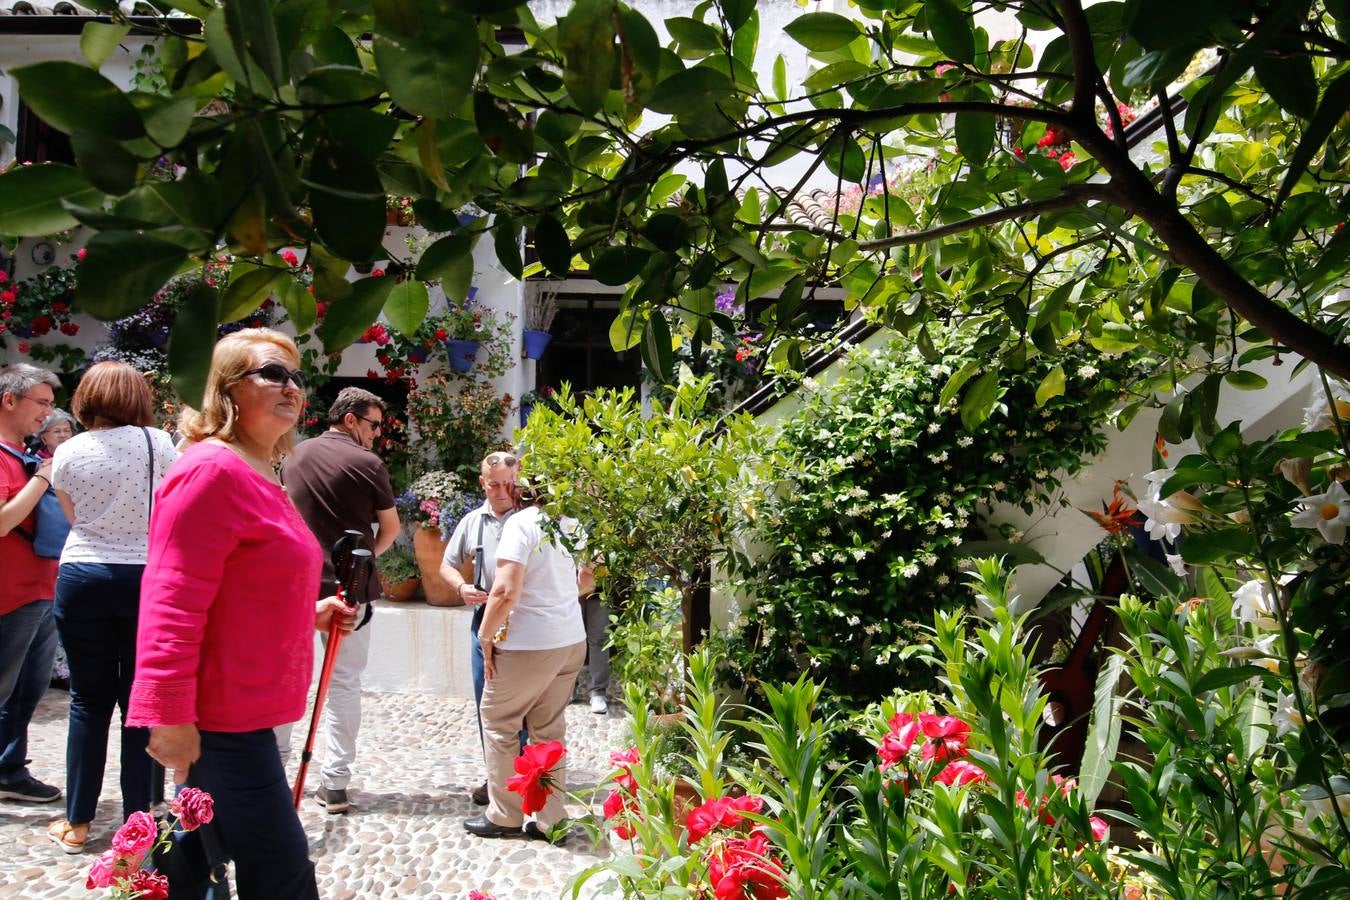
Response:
[128,442,322,732]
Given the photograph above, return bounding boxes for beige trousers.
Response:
[481,641,586,828]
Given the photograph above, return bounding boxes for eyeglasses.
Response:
[241,364,307,389]
[18,394,54,410]
[355,415,383,433]
[484,452,518,467]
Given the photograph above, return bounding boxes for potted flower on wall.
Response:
[436,292,492,372]
[517,385,557,428]
[522,282,558,360]
[375,544,421,602]
[0,254,80,351]
[395,470,479,606]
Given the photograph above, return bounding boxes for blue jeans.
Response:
[179,730,317,900]
[0,599,57,784]
[470,605,527,751]
[54,562,152,823]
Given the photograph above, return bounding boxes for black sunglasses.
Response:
[241,363,307,389]
[355,415,383,432]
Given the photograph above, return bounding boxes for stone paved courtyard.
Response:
[0,686,628,899]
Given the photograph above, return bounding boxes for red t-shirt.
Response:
[0,438,58,615]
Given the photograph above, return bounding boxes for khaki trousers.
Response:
[481,641,586,828]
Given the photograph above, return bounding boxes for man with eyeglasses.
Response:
[0,363,63,804]
[275,387,400,814]
[439,450,525,807]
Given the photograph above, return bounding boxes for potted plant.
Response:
[1,254,80,343]
[517,386,557,427]
[375,544,421,602]
[609,591,685,717]
[521,282,558,360]
[386,194,416,226]
[395,470,480,606]
[429,292,493,372]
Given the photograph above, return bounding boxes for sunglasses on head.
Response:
[242,363,307,389]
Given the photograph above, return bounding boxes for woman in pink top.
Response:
[127,329,353,899]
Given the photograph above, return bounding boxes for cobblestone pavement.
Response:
[0,687,629,899]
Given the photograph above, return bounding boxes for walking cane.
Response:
[293,534,373,809]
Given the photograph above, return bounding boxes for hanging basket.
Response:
[520,401,534,427]
[444,339,480,372]
[521,328,553,360]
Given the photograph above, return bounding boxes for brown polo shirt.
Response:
[281,430,395,604]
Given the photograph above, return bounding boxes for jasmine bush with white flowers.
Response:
[720,330,1133,721]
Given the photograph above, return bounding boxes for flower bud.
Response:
[1276,457,1313,495]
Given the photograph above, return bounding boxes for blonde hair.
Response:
[178,328,302,459]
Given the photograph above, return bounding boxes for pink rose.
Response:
[112,810,158,858]
[171,787,215,831]
[86,850,120,889]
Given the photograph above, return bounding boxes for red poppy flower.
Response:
[505,740,566,815]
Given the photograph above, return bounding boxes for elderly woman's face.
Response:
[41,421,74,451]
[228,344,304,442]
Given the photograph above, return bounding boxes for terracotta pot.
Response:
[672,777,701,821]
[383,576,422,603]
[413,526,459,606]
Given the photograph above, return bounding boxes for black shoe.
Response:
[314,787,349,814]
[525,821,568,846]
[0,775,61,803]
[463,814,520,838]
[471,782,489,806]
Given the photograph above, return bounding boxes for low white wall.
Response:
[356,602,476,698]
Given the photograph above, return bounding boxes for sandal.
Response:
[47,819,89,854]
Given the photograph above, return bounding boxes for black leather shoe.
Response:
[471,782,489,806]
[525,821,569,845]
[463,815,520,838]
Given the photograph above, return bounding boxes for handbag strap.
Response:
[140,427,155,519]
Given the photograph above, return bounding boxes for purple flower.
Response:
[715,288,742,316]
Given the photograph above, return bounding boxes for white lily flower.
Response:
[1138,469,1202,541]
[1291,481,1350,544]
[1274,691,1304,736]
[1301,381,1350,432]
[1232,579,1279,630]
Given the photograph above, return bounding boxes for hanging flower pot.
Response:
[444,338,480,372]
[521,328,553,360]
[520,401,534,427]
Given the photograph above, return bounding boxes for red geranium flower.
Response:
[707,830,788,900]
[877,712,920,769]
[934,759,986,787]
[505,740,566,815]
[280,249,300,267]
[918,714,970,763]
[686,794,764,844]
[602,787,639,840]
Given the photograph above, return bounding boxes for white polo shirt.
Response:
[493,506,586,651]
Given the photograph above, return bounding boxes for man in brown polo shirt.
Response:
[276,387,400,813]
